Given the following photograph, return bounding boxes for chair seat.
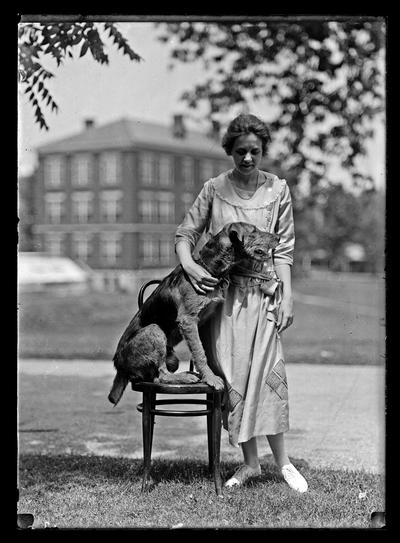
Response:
[131,381,221,395]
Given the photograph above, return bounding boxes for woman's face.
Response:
[231,133,263,177]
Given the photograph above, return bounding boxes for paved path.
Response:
[18,359,385,474]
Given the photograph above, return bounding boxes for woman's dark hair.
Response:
[221,114,271,156]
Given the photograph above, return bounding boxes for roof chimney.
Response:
[84,118,95,130]
[172,114,186,139]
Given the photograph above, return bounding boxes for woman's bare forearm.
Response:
[274,263,292,298]
[175,239,195,267]
[175,239,218,293]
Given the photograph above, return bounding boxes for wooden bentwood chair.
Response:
[131,279,224,496]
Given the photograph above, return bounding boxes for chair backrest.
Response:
[138,279,162,309]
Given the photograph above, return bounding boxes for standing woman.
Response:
[175,114,308,492]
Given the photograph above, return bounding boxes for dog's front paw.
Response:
[203,374,225,391]
[176,371,201,384]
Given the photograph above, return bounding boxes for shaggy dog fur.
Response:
[108,222,279,405]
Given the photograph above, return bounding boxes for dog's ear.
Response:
[228,229,246,249]
[228,222,245,242]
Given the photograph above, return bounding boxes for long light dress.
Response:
[175,170,295,447]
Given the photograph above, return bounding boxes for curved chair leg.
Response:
[149,392,156,452]
[212,392,223,496]
[141,388,155,491]
[207,393,214,473]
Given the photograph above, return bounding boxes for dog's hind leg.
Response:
[156,342,200,384]
[165,345,179,373]
[126,324,198,385]
[108,324,166,404]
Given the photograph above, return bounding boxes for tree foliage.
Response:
[156,20,385,190]
[18,22,142,130]
[294,183,385,272]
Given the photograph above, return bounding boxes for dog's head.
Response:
[198,222,279,276]
[224,222,280,262]
[199,224,247,276]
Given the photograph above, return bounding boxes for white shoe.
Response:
[224,464,262,487]
[281,463,308,493]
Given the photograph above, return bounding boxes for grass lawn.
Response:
[17,363,385,529]
[17,271,386,529]
[17,454,384,529]
[18,273,385,365]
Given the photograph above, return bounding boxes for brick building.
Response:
[32,116,232,290]
[18,173,36,251]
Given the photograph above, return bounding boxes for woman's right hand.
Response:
[182,260,219,294]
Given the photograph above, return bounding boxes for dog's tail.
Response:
[108,371,129,406]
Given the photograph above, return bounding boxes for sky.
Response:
[18,21,386,188]
[18,22,203,174]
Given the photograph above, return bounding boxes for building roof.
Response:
[36,117,227,158]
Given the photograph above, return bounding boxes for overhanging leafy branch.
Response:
[156,20,385,189]
[18,22,142,130]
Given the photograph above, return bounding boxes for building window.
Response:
[100,190,123,222]
[199,159,214,181]
[138,191,156,222]
[182,156,194,189]
[100,233,122,266]
[158,192,175,222]
[138,191,175,223]
[182,192,195,213]
[139,152,155,185]
[71,191,93,223]
[159,154,174,186]
[71,153,92,186]
[99,152,120,186]
[71,233,92,261]
[44,155,64,187]
[139,234,158,266]
[44,233,64,255]
[45,192,65,223]
[139,234,174,266]
[159,235,175,266]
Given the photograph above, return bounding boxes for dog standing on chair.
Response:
[108,222,279,406]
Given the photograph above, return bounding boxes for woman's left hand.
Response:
[277,295,294,334]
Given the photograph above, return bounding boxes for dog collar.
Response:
[195,257,230,288]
